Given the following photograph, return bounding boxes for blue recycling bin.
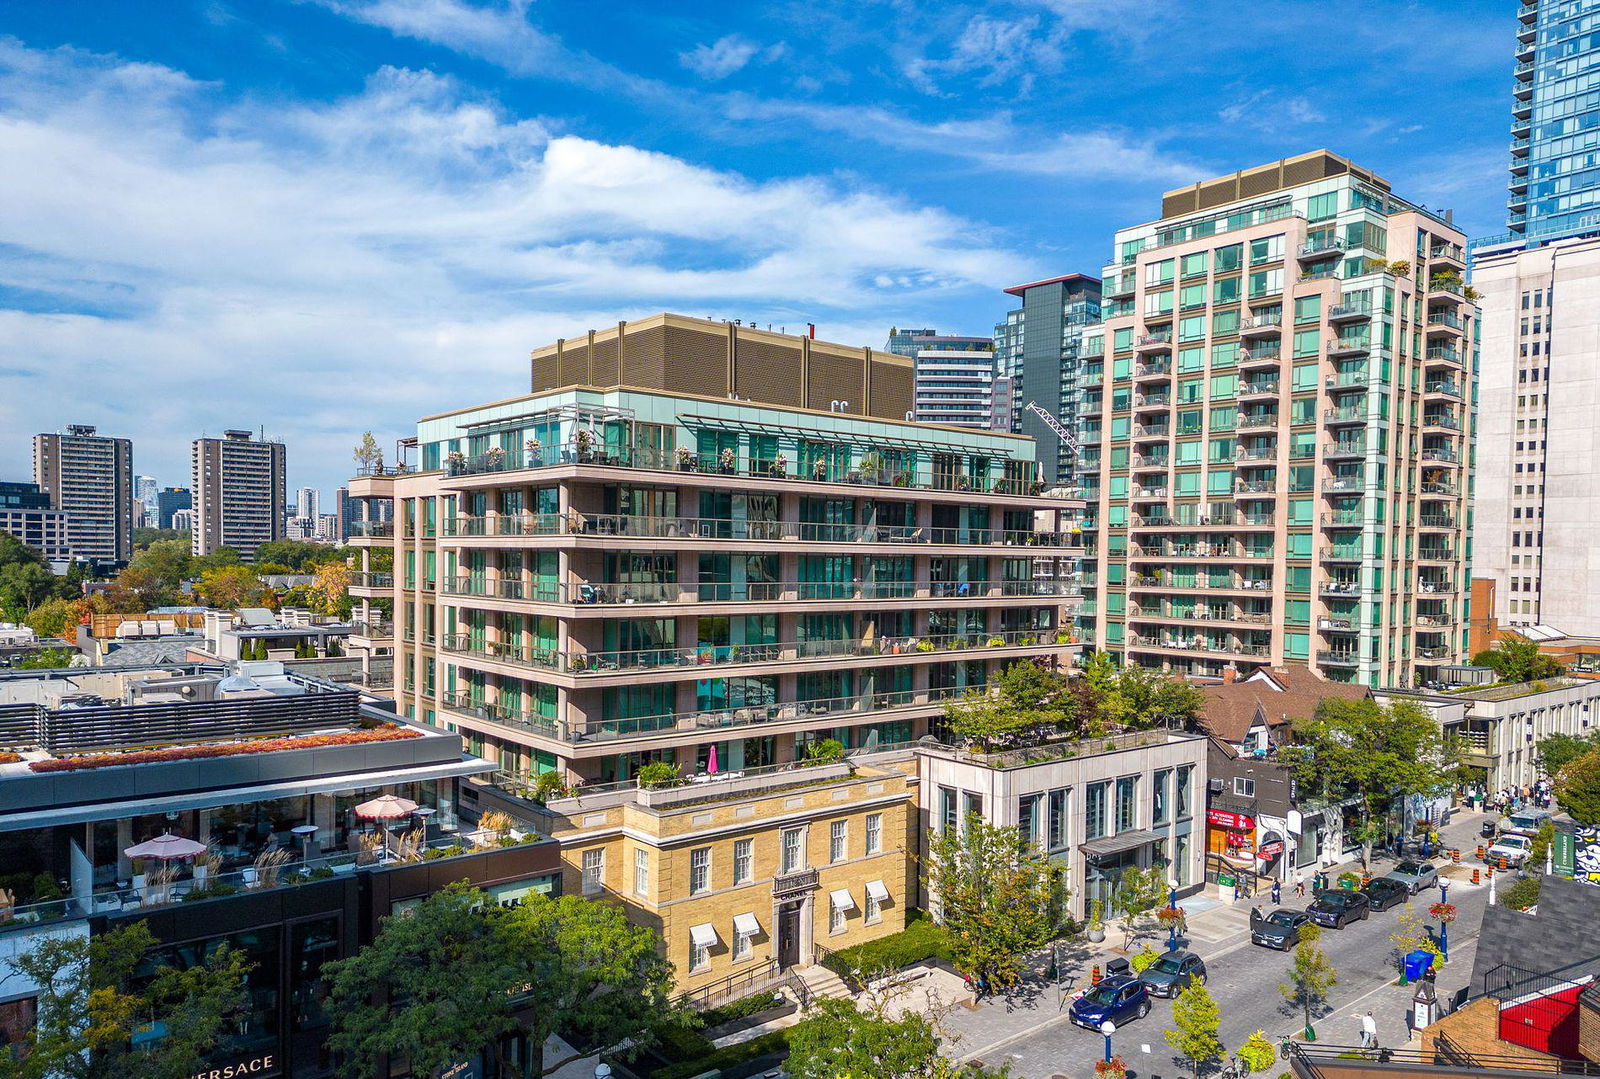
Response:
[1405,949,1434,982]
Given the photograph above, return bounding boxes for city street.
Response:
[946,809,1502,1078]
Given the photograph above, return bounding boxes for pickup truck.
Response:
[1486,833,1534,868]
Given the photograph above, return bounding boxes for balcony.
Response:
[350,571,394,592]
[1427,308,1463,332]
[1234,445,1276,463]
[1134,424,1171,441]
[1236,411,1279,431]
[1237,348,1282,371]
[1417,646,1452,661]
[445,513,1073,549]
[1324,474,1363,493]
[1134,333,1173,353]
[1237,379,1280,401]
[348,520,394,540]
[1323,406,1366,426]
[1321,580,1361,598]
[1419,513,1456,530]
[1233,480,1276,497]
[1133,485,1170,499]
[1422,412,1462,432]
[1321,507,1363,527]
[1320,651,1360,667]
[1418,547,1457,563]
[1510,136,1530,156]
[1133,393,1171,410]
[1512,99,1533,122]
[1327,301,1372,323]
[1134,358,1173,380]
[1239,316,1282,338]
[1326,368,1370,389]
[1420,481,1458,497]
[1320,546,1363,563]
[1132,453,1169,469]
[1297,238,1346,261]
[1318,617,1357,633]
[1421,447,1461,466]
[1326,338,1370,359]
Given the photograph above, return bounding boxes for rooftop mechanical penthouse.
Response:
[350,313,1086,786]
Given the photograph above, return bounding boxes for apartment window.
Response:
[939,786,957,834]
[1115,776,1138,832]
[733,838,754,884]
[1176,765,1193,818]
[1019,794,1042,849]
[1085,781,1109,840]
[733,924,753,962]
[1234,776,1257,798]
[830,900,846,935]
[1048,788,1069,850]
[830,820,848,863]
[690,933,711,974]
[1153,768,1172,825]
[633,848,649,895]
[781,828,804,873]
[582,848,604,895]
[963,792,983,822]
[865,889,882,925]
[690,847,711,894]
[865,813,882,855]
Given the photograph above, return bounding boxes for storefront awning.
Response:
[689,923,719,947]
[865,879,890,902]
[732,912,761,936]
[830,888,856,911]
[1080,829,1163,859]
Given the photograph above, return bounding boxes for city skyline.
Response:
[0,0,1516,493]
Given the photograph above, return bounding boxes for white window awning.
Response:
[865,879,890,902]
[733,912,761,936]
[830,888,856,911]
[690,922,719,947]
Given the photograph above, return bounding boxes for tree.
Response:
[1236,1030,1277,1074]
[924,816,1067,989]
[945,661,1081,749]
[353,431,384,472]
[786,998,1010,1079]
[12,646,77,669]
[24,596,87,640]
[1164,981,1224,1079]
[323,884,679,1079]
[307,560,352,617]
[1279,924,1337,1038]
[0,921,249,1079]
[1102,663,1205,730]
[1113,864,1170,948]
[1538,731,1600,774]
[128,538,194,591]
[0,561,56,620]
[133,527,188,549]
[197,566,267,610]
[1471,636,1564,684]
[94,564,175,612]
[1284,698,1456,868]
[194,547,243,572]
[254,540,344,572]
[1556,748,1600,825]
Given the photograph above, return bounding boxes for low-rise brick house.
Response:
[522,758,914,994]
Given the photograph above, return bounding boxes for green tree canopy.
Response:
[133,527,188,549]
[785,998,1010,1079]
[323,884,679,1078]
[1471,636,1564,684]
[0,921,249,1079]
[197,566,268,610]
[253,540,346,572]
[22,596,85,640]
[1556,749,1600,825]
[1538,731,1600,774]
[945,661,1083,749]
[12,646,77,669]
[1278,923,1337,1038]
[128,538,194,591]
[1165,981,1224,1079]
[924,815,1067,989]
[1284,697,1456,867]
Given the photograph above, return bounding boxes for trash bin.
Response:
[1404,949,1435,983]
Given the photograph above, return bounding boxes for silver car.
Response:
[1384,860,1440,894]
[1138,950,1207,997]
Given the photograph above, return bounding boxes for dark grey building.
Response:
[0,480,71,562]
[155,486,191,531]
[995,274,1102,485]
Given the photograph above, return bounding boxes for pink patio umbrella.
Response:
[707,744,719,776]
[354,795,420,858]
[124,833,207,861]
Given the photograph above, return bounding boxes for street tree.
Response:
[0,921,249,1079]
[788,998,1011,1079]
[1279,924,1338,1039]
[1556,748,1600,825]
[1540,731,1600,775]
[1284,697,1455,868]
[323,884,679,1079]
[1236,1030,1277,1074]
[924,815,1067,989]
[1164,980,1224,1079]
[1471,636,1563,684]
[1113,864,1170,948]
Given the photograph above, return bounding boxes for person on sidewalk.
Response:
[1271,878,1281,904]
[1233,879,1243,902]
[1294,871,1306,898]
[1360,1012,1377,1050]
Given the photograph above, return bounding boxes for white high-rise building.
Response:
[295,487,320,522]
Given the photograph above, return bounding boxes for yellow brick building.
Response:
[529,759,914,993]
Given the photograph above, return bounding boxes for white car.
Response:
[1487,833,1533,868]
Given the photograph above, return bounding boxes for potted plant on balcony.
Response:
[485,445,505,467]
[770,452,788,477]
[525,437,543,465]
[718,446,736,474]
[812,459,829,481]
[575,427,594,462]
[893,470,911,487]
[637,761,682,790]
[859,452,884,484]
[986,636,1005,647]
[676,446,696,472]
[445,450,465,471]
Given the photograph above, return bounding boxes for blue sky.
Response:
[0,0,1514,496]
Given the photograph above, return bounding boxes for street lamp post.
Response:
[1100,1019,1117,1063]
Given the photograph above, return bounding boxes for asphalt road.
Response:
[967,853,1497,1078]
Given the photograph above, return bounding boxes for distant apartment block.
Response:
[907,334,1005,430]
[32,424,133,564]
[191,430,287,560]
[156,486,191,531]
[995,274,1104,486]
[1087,151,1476,688]
[0,480,72,562]
[296,486,321,521]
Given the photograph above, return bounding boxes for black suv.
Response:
[1361,877,1410,912]
[1307,889,1371,929]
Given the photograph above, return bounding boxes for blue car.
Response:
[1069,976,1151,1030]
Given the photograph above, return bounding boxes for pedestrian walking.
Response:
[1233,879,1243,902]
[1360,1012,1377,1050]
[1271,878,1281,904]
[1294,871,1306,898]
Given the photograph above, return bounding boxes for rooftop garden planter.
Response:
[26,725,421,773]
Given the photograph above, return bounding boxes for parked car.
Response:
[1487,833,1534,868]
[1069,976,1151,1030]
[1307,889,1371,929]
[1361,877,1411,912]
[1138,951,1207,998]
[1251,908,1312,950]
[1384,861,1440,895]
[1501,808,1553,838]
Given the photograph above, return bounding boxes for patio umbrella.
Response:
[124,833,206,861]
[707,744,719,776]
[353,794,418,820]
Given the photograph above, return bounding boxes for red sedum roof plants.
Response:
[25,725,421,773]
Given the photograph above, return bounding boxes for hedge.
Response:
[820,910,953,979]
[649,1030,789,1079]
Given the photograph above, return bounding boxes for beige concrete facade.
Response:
[1470,235,1600,636]
[32,425,133,564]
[1085,151,1476,689]
[351,376,1083,787]
[527,759,915,993]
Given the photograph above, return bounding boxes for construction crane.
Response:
[1025,400,1079,457]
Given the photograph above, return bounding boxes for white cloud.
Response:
[0,40,1033,491]
[1218,90,1325,130]
[680,35,762,81]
